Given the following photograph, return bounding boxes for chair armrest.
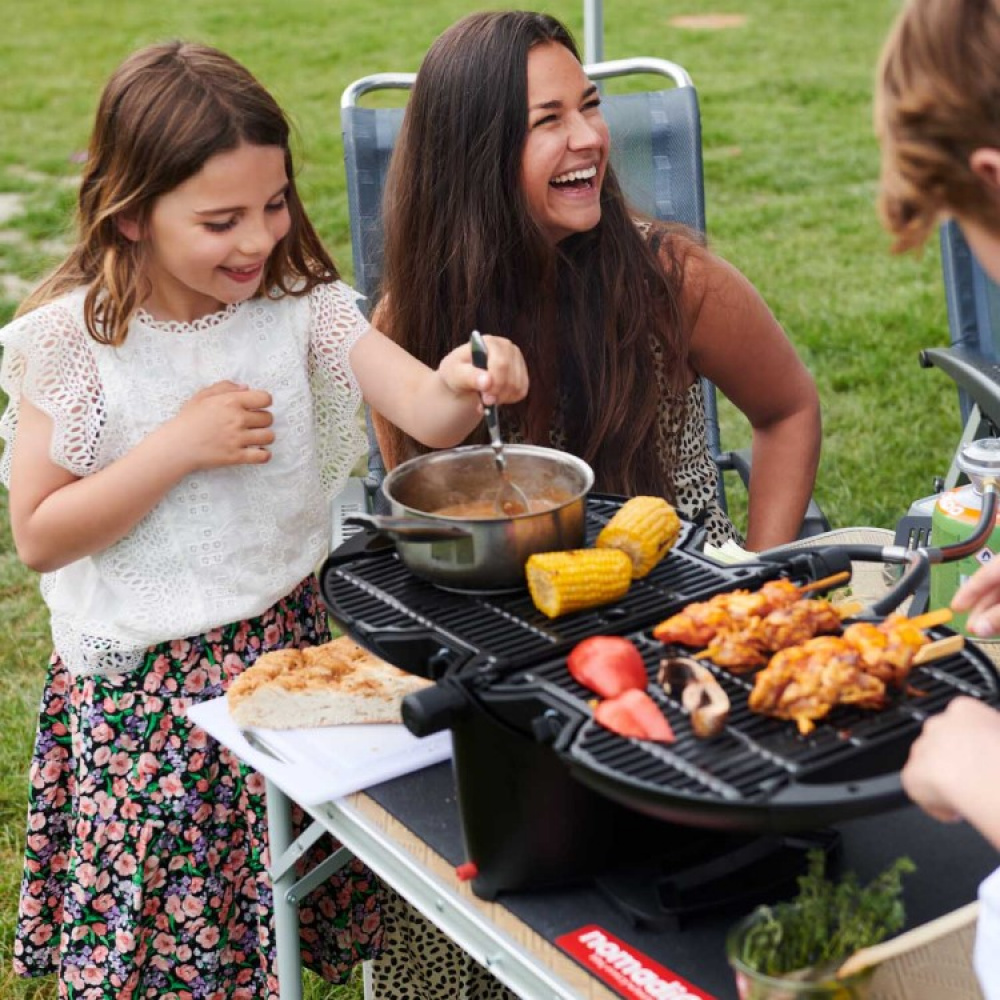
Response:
[920,345,1000,428]
[716,448,831,540]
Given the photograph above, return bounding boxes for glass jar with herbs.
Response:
[726,852,915,1000]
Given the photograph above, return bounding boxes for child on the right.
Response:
[875,1,1000,995]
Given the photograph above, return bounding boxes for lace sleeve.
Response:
[0,297,105,487]
[307,281,368,495]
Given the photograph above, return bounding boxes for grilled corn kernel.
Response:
[525,549,632,618]
[596,496,681,578]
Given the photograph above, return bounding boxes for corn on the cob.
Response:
[595,496,681,579]
[525,549,632,618]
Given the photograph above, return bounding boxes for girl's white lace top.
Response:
[0,281,368,677]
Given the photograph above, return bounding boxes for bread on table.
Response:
[226,636,430,730]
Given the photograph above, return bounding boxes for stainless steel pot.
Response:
[351,445,594,592]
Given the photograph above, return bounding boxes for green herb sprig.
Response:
[736,850,916,979]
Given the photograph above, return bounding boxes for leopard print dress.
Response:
[515,377,741,548]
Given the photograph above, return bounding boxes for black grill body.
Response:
[319,496,1000,901]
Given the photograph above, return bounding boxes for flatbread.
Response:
[227,636,431,730]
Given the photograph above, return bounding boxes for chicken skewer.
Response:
[748,612,958,735]
[652,572,849,648]
[697,598,854,673]
[699,606,951,674]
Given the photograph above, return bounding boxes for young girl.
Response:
[373,10,821,554]
[367,10,819,997]
[1,41,527,999]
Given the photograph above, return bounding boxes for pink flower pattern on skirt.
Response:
[14,576,382,999]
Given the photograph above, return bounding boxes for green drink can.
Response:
[929,484,1000,635]
[929,438,1000,635]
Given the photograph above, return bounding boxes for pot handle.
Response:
[345,512,473,543]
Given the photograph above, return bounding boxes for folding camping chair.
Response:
[331,58,830,545]
[921,219,1000,486]
[890,220,1000,612]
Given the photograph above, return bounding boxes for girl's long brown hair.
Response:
[19,41,338,344]
[374,11,694,498]
[876,0,1000,252]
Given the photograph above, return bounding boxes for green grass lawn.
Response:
[0,0,963,996]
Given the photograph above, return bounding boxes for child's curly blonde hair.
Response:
[875,0,1000,252]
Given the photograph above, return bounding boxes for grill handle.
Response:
[768,772,904,811]
[757,545,854,583]
[402,679,472,737]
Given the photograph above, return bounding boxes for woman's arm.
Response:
[349,326,528,449]
[682,245,821,551]
[9,382,274,572]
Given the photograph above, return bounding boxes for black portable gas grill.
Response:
[319,494,1000,909]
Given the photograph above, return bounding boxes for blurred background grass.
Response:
[0,0,960,996]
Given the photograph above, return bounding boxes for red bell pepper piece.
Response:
[567,636,648,698]
[594,688,676,743]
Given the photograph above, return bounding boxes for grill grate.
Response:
[512,631,999,809]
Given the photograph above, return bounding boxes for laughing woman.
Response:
[367,9,822,997]
[372,9,821,555]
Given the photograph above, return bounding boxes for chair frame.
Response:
[892,221,1000,612]
[921,220,1000,490]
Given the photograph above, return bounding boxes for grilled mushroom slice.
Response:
[658,655,730,739]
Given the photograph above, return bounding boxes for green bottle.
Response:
[929,439,1000,635]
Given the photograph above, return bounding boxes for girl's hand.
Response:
[437,335,529,407]
[951,559,1000,637]
[171,381,275,472]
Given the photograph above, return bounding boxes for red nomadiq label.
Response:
[556,925,718,1000]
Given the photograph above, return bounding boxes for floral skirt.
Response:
[14,577,382,1000]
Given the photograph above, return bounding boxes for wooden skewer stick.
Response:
[905,607,953,630]
[911,634,965,666]
[697,631,963,667]
[832,599,863,618]
[836,901,979,979]
[797,571,851,594]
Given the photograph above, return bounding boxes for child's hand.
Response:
[951,559,1000,637]
[438,334,529,407]
[172,381,275,471]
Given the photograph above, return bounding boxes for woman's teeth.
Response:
[551,165,597,186]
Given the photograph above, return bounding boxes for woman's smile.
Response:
[521,42,609,244]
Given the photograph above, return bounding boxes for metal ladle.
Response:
[469,330,531,516]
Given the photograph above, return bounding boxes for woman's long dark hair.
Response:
[20,41,338,345]
[375,10,694,497]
